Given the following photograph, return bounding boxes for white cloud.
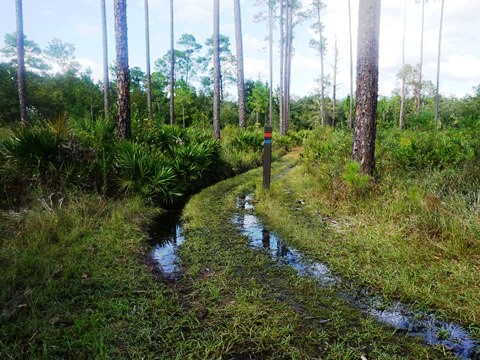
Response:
[243,33,267,53]
[244,57,268,80]
[292,53,321,72]
[77,57,102,79]
[75,24,100,37]
[442,54,480,82]
[1,0,479,98]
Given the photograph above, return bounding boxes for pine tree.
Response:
[101,0,109,119]
[213,0,221,139]
[351,0,381,175]
[16,0,28,125]
[145,0,153,121]
[114,0,131,139]
[234,0,247,128]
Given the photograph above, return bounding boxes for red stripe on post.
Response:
[264,132,272,138]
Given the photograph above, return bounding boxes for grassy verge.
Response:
[0,195,194,358]
[178,154,453,358]
[254,148,480,334]
[1,152,454,358]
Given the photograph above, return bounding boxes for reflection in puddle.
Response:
[235,193,255,210]
[149,211,184,278]
[234,195,479,359]
[233,212,339,287]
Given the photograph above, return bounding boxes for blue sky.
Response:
[1,0,479,99]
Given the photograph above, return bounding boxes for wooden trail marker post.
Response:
[263,125,272,189]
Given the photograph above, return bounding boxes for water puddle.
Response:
[234,194,479,359]
[233,212,339,287]
[148,211,184,279]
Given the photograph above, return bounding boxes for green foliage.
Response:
[70,117,116,150]
[274,130,308,153]
[377,129,477,172]
[2,125,63,171]
[0,118,99,206]
[1,117,264,208]
[247,81,269,125]
[0,33,50,71]
[133,122,189,150]
[0,63,18,123]
[304,127,352,163]
[114,141,182,204]
[341,161,370,190]
[408,110,435,131]
[44,38,80,74]
[167,139,225,193]
[232,130,264,153]
[220,126,264,174]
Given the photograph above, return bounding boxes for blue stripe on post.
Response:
[264,139,272,144]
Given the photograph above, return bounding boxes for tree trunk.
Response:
[348,0,354,129]
[145,0,153,122]
[285,0,293,133]
[434,0,445,129]
[182,105,185,128]
[316,1,327,127]
[332,36,338,127]
[279,0,285,135]
[416,0,425,117]
[101,0,109,119]
[233,0,247,129]
[282,0,290,135]
[399,0,406,130]
[114,0,131,140]
[351,0,381,176]
[213,0,221,139]
[16,0,28,125]
[169,0,175,126]
[268,0,274,127]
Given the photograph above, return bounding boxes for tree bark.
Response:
[233,0,247,129]
[16,0,28,125]
[332,36,338,127]
[351,0,381,176]
[114,0,131,140]
[348,0,354,129]
[434,0,445,129]
[101,0,109,119]
[316,1,327,127]
[399,0,406,130]
[279,0,285,135]
[285,0,293,133]
[169,0,175,126]
[268,0,274,127]
[145,0,153,121]
[213,0,221,139]
[416,0,425,117]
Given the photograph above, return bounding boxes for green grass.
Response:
[253,131,480,333]
[0,151,455,358]
[0,195,189,358]
[178,154,453,358]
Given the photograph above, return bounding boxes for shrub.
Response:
[377,129,477,172]
[304,127,352,163]
[1,118,98,187]
[114,141,182,204]
[231,130,264,153]
[341,161,371,190]
[167,138,226,192]
[70,117,116,151]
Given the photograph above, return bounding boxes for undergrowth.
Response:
[0,119,303,209]
[255,126,480,327]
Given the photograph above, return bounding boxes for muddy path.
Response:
[147,149,478,359]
